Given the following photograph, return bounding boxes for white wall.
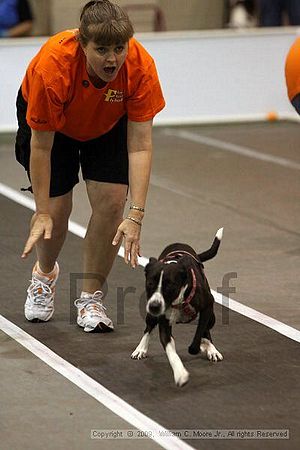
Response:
[46,0,225,34]
[0,28,299,132]
[143,28,299,124]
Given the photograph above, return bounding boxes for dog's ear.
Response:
[149,257,158,264]
[178,265,188,284]
[145,257,158,274]
[177,255,190,268]
[177,256,191,281]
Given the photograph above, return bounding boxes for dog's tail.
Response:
[198,228,223,262]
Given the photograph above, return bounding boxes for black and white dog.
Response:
[131,228,224,387]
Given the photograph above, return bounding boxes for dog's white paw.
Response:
[131,347,148,359]
[200,338,223,362]
[207,347,223,362]
[174,367,190,387]
[131,333,150,360]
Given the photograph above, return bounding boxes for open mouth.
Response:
[103,66,116,75]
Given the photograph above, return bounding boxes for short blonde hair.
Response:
[79,0,134,46]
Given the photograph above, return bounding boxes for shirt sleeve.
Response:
[25,71,66,132]
[285,38,300,102]
[18,0,33,22]
[126,61,165,122]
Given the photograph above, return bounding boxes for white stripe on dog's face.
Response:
[157,269,163,290]
[146,270,165,316]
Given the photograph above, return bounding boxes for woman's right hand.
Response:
[21,212,53,258]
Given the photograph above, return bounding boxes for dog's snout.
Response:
[148,300,162,315]
[146,292,165,316]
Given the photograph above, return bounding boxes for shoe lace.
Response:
[74,290,106,313]
[28,277,53,305]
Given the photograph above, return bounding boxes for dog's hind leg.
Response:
[200,337,223,362]
[198,314,223,362]
[131,314,158,359]
[159,316,189,387]
[188,307,213,355]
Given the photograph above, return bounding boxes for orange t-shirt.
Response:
[21,30,165,141]
[285,37,300,102]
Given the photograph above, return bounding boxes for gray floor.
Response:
[0,330,161,450]
[1,122,300,449]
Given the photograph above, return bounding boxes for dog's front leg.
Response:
[131,314,158,359]
[159,317,189,387]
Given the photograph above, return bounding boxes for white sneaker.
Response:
[74,290,114,332]
[25,262,59,322]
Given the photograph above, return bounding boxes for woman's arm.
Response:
[127,119,153,210]
[22,129,55,258]
[112,119,153,267]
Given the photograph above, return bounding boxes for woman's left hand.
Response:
[112,218,142,268]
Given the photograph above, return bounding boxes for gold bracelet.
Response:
[130,204,145,213]
[126,216,142,226]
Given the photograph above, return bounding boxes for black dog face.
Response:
[145,257,188,316]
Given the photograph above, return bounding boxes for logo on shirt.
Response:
[104,89,124,103]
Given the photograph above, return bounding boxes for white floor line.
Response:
[1,182,300,450]
[162,128,300,171]
[212,292,300,344]
[0,315,193,450]
[0,182,36,211]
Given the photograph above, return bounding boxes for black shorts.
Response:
[291,93,300,115]
[15,89,129,197]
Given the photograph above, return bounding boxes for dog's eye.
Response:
[146,282,155,291]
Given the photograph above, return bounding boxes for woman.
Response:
[15,0,165,332]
